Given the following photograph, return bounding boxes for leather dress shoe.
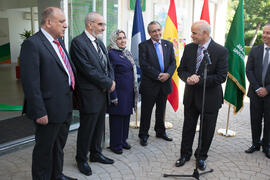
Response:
[90,153,114,164]
[156,133,173,141]
[123,143,131,150]
[175,156,190,167]
[77,161,92,176]
[110,148,123,154]
[140,137,148,146]
[245,145,260,153]
[263,148,270,159]
[197,159,206,171]
[55,174,78,180]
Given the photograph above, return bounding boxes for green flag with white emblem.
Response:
[224,0,246,113]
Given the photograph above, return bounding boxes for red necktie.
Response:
[53,40,75,90]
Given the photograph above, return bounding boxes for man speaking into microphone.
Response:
[175,20,228,170]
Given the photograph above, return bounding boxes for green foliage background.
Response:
[227,0,270,47]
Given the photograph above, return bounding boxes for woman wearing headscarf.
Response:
[107,29,138,154]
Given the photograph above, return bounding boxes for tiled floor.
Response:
[0,64,24,120]
[1,102,270,180]
[0,64,270,179]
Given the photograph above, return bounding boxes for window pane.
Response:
[69,0,93,41]
[96,0,103,14]
[106,0,118,46]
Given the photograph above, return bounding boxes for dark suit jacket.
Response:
[246,44,270,98]
[178,40,228,112]
[139,39,176,96]
[107,49,134,115]
[20,30,76,123]
[70,32,114,113]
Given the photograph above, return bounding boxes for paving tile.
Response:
[0,102,270,179]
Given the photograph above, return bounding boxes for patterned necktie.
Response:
[95,39,108,73]
[196,46,204,73]
[53,40,75,90]
[262,47,270,86]
[154,42,164,72]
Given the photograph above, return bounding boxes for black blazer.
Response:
[70,32,114,113]
[20,30,76,123]
[178,40,228,112]
[139,39,176,95]
[246,44,270,98]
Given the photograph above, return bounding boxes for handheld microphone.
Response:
[203,50,211,65]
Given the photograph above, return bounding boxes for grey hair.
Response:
[194,20,211,35]
[85,12,99,27]
[147,21,162,33]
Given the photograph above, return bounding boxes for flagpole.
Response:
[164,105,173,129]
[196,0,211,133]
[136,104,138,127]
[130,103,140,128]
[217,104,236,137]
[225,104,231,135]
[129,0,145,129]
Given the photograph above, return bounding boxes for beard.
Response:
[96,33,103,40]
[92,31,103,40]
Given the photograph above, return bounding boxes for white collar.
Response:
[41,28,55,42]
[84,30,96,42]
[200,38,211,49]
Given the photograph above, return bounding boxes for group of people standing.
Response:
[19,6,270,180]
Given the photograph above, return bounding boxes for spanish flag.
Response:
[163,0,179,112]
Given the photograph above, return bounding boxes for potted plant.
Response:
[16,30,32,79]
[19,30,32,40]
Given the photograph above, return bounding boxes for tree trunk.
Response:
[249,23,261,47]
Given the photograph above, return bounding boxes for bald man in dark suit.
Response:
[175,20,228,171]
[20,7,77,180]
[245,23,270,159]
[70,12,115,176]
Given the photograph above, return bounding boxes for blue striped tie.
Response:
[196,46,204,73]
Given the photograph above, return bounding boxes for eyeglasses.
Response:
[90,21,106,27]
[150,28,161,33]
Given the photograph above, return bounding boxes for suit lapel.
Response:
[258,45,264,77]
[197,40,215,73]
[148,39,163,71]
[97,38,111,71]
[161,40,167,69]
[37,31,67,74]
[59,39,77,75]
[191,44,199,73]
[82,33,107,73]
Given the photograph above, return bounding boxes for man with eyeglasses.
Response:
[70,12,115,176]
[138,21,176,146]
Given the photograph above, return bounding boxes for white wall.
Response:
[0,11,10,46]
[8,9,39,63]
[118,0,228,50]
[0,18,9,45]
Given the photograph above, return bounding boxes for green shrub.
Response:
[244,30,263,46]
[245,46,252,55]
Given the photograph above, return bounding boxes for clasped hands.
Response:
[256,87,268,97]
[186,74,200,85]
[103,80,116,93]
[158,73,170,83]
